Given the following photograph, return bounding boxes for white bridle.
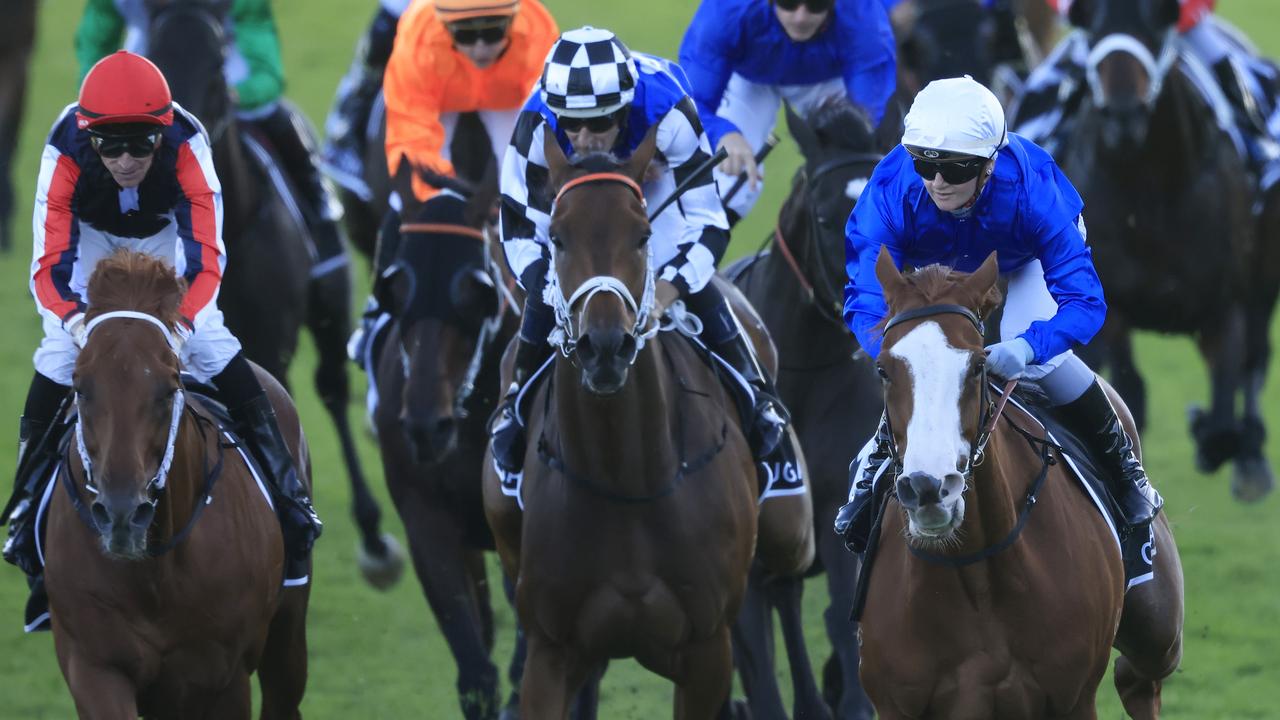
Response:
[76,310,185,498]
[1086,29,1181,109]
[545,251,658,358]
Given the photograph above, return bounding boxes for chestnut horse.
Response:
[42,250,310,718]
[484,130,814,718]
[859,249,1183,719]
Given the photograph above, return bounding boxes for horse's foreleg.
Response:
[674,628,735,720]
[1190,307,1245,474]
[306,271,401,585]
[57,656,137,720]
[1232,279,1279,501]
[1113,516,1183,720]
[521,633,589,720]
[397,493,499,720]
[500,573,527,720]
[773,573,832,720]
[257,584,311,720]
[732,563,786,720]
[818,508,875,720]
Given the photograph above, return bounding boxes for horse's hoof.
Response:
[1231,457,1275,504]
[1187,405,1237,473]
[722,698,752,720]
[357,532,406,590]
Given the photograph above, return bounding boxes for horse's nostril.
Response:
[91,502,111,531]
[131,502,156,531]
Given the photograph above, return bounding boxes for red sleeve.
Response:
[33,153,85,322]
[173,141,223,326]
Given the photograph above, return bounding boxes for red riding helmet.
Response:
[76,51,174,132]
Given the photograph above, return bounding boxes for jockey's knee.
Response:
[182,315,244,385]
[1034,351,1096,405]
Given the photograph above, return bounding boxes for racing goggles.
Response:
[448,19,511,45]
[905,146,989,184]
[90,131,163,159]
[774,0,834,12]
[556,112,620,134]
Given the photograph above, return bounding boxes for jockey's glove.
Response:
[985,337,1035,380]
[65,314,88,348]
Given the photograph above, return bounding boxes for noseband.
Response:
[1086,29,1180,109]
[546,173,657,360]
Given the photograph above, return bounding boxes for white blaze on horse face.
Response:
[889,322,971,480]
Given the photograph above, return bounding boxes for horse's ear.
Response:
[785,102,819,161]
[623,125,660,186]
[874,246,908,304]
[962,251,1001,315]
[542,124,572,191]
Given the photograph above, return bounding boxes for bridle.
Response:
[880,303,1018,478]
[545,172,658,362]
[62,310,227,557]
[774,152,881,329]
[1085,28,1180,110]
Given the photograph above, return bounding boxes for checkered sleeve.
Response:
[653,97,730,295]
[499,108,554,291]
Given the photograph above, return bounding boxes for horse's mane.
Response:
[873,263,1003,337]
[84,249,186,328]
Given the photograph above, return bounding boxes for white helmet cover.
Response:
[902,76,1009,159]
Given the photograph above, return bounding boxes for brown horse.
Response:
[484,130,803,718]
[43,250,310,718]
[859,249,1183,719]
[0,0,37,252]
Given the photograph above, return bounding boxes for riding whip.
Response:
[721,132,781,206]
[646,146,729,221]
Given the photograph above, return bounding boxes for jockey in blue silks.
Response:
[678,0,896,225]
[834,76,1163,554]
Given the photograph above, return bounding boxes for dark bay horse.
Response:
[44,250,310,718]
[726,99,882,720]
[861,249,1182,719]
[371,118,525,719]
[484,131,786,718]
[0,0,37,251]
[1050,0,1279,502]
[144,0,403,579]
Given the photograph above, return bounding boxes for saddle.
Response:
[495,312,805,509]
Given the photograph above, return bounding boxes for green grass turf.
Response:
[0,1,1278,717]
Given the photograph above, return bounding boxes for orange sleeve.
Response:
[384,0,455,201]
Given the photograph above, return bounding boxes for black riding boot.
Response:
[490,338,553,475]
[256,103,348,267]
[214,354,322,570]
[2,373,71,579]
[711,331,789,461]
[834,414,895,554]
[1057,380,1163,531]
[321,5,399,194]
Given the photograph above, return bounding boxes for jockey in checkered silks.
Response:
[76,0,349,267]
[1011,0,1280,191]
[835,77,1163,554]
[2,53,321,622]
[678,0,896,226]
[491,26,795,479]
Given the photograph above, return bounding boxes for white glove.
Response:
[173,319,193,353]
[65,313,88,348]
[984,337,1034,379]
[717,132,759,190]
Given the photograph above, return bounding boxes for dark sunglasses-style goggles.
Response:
[448,20,511,46]
[556,112,620,134]
[905,145,991,184]
[90,131,163,159]
[773,0,834,13]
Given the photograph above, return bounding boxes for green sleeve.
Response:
[75,0,125,83]
[230,0,285,110]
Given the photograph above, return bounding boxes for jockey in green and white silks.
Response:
[835,77,1163,554]
[76,0,348,265]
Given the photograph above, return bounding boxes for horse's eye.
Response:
[638,232,651,248]
[550,233,563,249]
[876,364,889,381]
[972,357,987,377]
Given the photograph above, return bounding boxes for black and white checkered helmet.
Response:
[539,27,639,118]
